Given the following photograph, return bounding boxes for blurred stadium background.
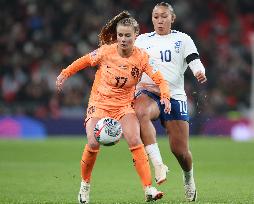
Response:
[0,0,254,139]
[1,1,254,203]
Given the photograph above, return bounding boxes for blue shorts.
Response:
[136,90,189,122]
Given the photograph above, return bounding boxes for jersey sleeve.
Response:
[183,35,206,75]
[134,35,145,49]
[61,47,103,78]
[141,53,170,99]
[183,35,199,58]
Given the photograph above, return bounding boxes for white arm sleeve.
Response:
[184,35,199,58]
[189,59,205,75]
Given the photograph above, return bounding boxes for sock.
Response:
[130,144,152,187]
[183,167,193,183]
[80,144,99,183]
[145,143,163,167]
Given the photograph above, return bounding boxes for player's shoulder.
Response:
[132,46,149,66]
[136,31,156,41]
[171,30,193,41]
[134,46,148,57]
[99,43,117,54]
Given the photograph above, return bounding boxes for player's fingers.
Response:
[196,73,207,83]
[56,75,66,92]
[198,75,207,83]
[161,98,171,113]
[164,101,171,113]
[200,77,207,83]
[56,81,62,92]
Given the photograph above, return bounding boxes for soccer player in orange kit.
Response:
[56,11,171,204]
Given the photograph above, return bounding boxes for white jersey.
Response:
[135,30,201,101]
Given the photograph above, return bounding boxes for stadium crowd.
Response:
[1,0,253,122]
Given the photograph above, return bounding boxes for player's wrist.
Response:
[160,94,170,100]
[61,69,70,78]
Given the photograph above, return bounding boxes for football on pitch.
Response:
[94,117,123,146]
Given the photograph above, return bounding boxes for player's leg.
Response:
[119,113,163,202]
[164,118,197,201]
[134,92,168,185]
[78,117,101,204]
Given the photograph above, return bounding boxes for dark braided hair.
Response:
[98,11,140,46]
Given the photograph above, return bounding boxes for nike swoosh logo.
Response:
[95,122,107,137]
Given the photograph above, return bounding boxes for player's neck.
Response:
[117,47,133,58]
[156,29,171,36]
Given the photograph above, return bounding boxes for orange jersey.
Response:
[61,43,170,110]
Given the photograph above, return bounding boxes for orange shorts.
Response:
[85,104,135,123]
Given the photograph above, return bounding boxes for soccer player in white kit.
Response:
[134,2,207,202]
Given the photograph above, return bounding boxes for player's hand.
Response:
[195,71,207,83]
[160,98,171,114]
[56,73,67,92]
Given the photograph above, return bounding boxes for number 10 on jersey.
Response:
[160,50,171,62]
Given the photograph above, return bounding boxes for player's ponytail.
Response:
[98,11,139,46]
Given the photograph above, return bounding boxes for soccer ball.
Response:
[94,117,123,146]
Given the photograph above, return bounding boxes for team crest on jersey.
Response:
[131,67,140,78]
[174,41,182,53]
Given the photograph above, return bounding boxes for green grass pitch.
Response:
[0,137,254,204]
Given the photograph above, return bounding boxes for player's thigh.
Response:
[134,94,160,120]
[164,120,189,152]
[119,113,142,148]
[85,117,101,149]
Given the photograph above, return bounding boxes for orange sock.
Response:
[130,144,152,187]
[80,144,99,182]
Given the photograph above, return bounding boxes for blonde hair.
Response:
[98,11,139,46]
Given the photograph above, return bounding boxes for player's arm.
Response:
[56,49,101,92]
[61,54,93,78]
[143,56,171,113]
[187,53,207,83]
[184,35,207,83]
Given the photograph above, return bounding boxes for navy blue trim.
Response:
[186,53,199,64]
[136,90,189,123]
[148,33,156,37]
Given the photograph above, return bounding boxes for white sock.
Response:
[145,143,163,167]
[183,167,194,183]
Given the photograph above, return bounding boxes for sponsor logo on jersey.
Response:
[118,65,128,69]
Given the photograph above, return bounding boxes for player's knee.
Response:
[87,141,100,150]
[134,105,150,121]
[128,137,142,147]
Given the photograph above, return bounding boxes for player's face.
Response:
[152,6,173,35]
[116,25,136,53]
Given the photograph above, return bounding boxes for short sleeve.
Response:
[183,35,199,58]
